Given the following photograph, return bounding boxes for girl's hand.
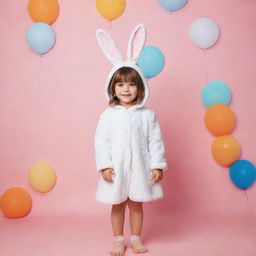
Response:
[101,168,115,183]
[151,169,163,183]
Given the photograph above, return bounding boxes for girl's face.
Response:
[115,82,138,108]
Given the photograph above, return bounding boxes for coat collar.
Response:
[111,105,141,111]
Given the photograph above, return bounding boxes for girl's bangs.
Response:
[114,69,138,84]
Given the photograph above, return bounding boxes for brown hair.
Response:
[107,67,145,106]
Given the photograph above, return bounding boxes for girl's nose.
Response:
[123,84,129,91]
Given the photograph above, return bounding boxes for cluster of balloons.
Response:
[27,0,59,55]
[190,14,255,191]
[202,81,256,190]
[0,162,57,218]
[156,3,255,191]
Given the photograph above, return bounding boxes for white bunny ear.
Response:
[96,29,123,65]
[127,24,147,63]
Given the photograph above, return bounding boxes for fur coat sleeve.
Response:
[148,111,167,170]
[95,110,113,172]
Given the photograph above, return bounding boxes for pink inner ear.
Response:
[100,33,121,61]
[131,29,145,60]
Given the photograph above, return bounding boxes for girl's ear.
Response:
[127,24,147,63]
[96,29,123,65]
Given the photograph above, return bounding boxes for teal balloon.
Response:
[137,46,165,78]
[229,160,256,190]
[26,22,56,55]
[157,0,187,11]
[201,80,232,107]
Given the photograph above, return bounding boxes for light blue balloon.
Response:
[137,46,165,78]
[26,22,56,55]
[201,80,232,107]
[157,0,188,11]
[229,160,256,190]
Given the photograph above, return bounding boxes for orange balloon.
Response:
[0,187,32,219]
[204,104,236,136]
[28,0,60,25]
[211,136,241,166]
[96,0,126,21]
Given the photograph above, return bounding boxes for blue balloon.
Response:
[157,0,187,11]
[229,160,256,190]
[201,80,232,107]
[26,22,56,55]
[137,46,165,78]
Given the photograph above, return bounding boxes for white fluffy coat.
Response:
[95,105,167,204]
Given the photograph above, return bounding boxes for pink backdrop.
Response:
[0,0,256,238]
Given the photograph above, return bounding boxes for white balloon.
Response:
[189,18,220,49]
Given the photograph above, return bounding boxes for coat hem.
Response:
[96,195,163,205]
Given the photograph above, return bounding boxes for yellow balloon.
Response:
[96,0,126,21]
[28,162,57,193]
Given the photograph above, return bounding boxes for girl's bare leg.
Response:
[111,200,127,256]
[127,199,148,253]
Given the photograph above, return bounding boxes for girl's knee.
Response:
[127,199,143,211]
[112,201,127,211]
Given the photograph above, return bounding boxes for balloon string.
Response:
[109,21,112,32]
[244,190,255,217]
[38,55,42,91]
[38,55,43,108]
[203,49,209,83]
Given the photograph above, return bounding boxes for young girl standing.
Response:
[95,24,167,256]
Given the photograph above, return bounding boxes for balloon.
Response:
[0,187,32,219]
[96,0,126,21]
[28,162,57,193]
[189,18,220,49]
[211,136,241,166]
[230,160,256,190]
[137,46,165,78]
[26,22,56,55]
[157,0,187,11]
[204,104,236,136]
[28,0,60,25]
[201,80,232,107]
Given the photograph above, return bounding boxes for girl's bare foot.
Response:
[111,241,125,256]
[131,239,148,253]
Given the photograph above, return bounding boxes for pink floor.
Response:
[1,211,256,256]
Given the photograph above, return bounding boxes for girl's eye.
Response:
[116,83,136,87]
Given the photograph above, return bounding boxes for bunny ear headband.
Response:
[96,23,146,65]
[96,24,149,109]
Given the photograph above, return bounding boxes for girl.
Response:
[95,24,167,256]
